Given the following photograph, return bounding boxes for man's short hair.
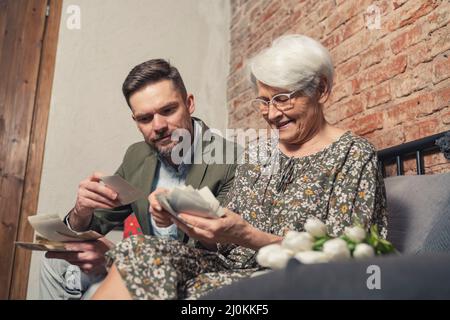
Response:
[122,59,188,108]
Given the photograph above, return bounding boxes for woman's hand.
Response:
[172,209,282,250]
[148,188,173,227]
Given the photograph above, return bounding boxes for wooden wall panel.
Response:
[10,0,62,300]
[0,0,62,299]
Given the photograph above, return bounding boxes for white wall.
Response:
[27,0,230,299]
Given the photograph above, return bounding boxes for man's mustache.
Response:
[154,130,177,142]
[155,131,169,140]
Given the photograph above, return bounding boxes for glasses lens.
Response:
[251,99,268,113]
[272,94,290,105]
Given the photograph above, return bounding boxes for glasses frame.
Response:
[251,89,301,115]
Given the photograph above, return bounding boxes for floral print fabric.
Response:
[106,131,388,299]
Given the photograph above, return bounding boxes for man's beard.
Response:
[156,141,177,159]
[150,117,193,162]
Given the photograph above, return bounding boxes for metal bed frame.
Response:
[377,130,450,177]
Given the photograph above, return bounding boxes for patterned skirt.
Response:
[105,235,257,299]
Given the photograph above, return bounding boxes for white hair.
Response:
[249,34,334,97]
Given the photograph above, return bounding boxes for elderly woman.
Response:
[92,34,387,299]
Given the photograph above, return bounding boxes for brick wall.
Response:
[228,0,450,174]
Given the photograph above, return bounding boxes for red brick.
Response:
[229,0,449,176]
[430,24,450,57]
[419,85,449,116]
[324,0,353,34]
[343,15,364,41]
[283,0,316,14]
[325,10,346,34]
[427,162,450,175]
[227,77,252,101]
[228,88,254,114]
[363,82,391,109]
[324,0,371,34]
[392,0,408,10]
[335,56,360,83]
[360,42,386,69]
[387,0,440,31]
[407,40,431,67]
[369,127,405,150]
[433,54,450,84]
[294,12,320,35]
[390,23,425,55]
[231,8,242,30]
[246,36,272,59]
[324,105,339,125]
[304,23,325,41]
[248,20,276,47]
[280,3,307,27]
[434,83,450,110]
[322,29,343,50]
[351,112,384,136]
[329,81,352,104]
[442,110,450,125]
[352,55,407,93]
[391,62,433,98]
[271,21,293,40]
[260,1,282,24]
[227,68,247,92]
[230,58,244,74]
[403,117,440,142]
[336,96,365,120]
[248,4,261,23]
[316,0,336,22]
[386,92,434,127]
[398,0,440,28]
[427,2,450,32]
[331,31,373,65]
[377,0,393,15]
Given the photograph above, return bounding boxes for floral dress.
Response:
[105,131,388,299]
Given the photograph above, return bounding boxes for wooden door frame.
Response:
[8,0,62,300]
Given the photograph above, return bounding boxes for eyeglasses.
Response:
[250,90,301,115]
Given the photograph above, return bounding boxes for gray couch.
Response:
[204,172,450,299]
[385,172,450,253]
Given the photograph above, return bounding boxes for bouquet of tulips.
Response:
[256,218,396,270]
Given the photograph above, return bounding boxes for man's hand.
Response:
[74,172,120,217]
[70,172,121,231]
[45,237,114,274]
[148,188,173,227]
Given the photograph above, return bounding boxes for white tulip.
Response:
[265,248,292,269]
[281,231,314,253]
[256,243,282,268]
[304,218,327,238]
[344,226,367,243]
[294,251,330,264]
[322,238,351,261]
[353,243,375,259]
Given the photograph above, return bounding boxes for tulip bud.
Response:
[256,243,282,268]
[294,251,330,264]
[282,231,314,253]
[323,238,351,261]
[353,243,375,259]
[344,226,366,243]
[265,249,292,269]
[304,218,327,238]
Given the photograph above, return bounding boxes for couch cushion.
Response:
[385,172,450,254]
